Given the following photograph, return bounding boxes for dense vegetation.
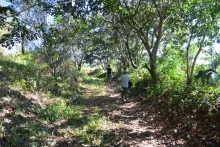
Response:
[0,0,220,146]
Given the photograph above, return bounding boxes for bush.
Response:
[88,68,102,76]
[0,54,80,97]
[36,101,82,123]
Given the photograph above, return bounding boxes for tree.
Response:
[103,0,172,84]
[169,0,220,88]
[70,34,89,71]
[38,26,71,79]
[0,0,45,52]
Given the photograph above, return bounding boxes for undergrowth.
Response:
[0,54,112,146]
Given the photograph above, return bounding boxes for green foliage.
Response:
[195,69,220,85]
[83,75,104,86]
[0,6,16,29]
[181,85,220,115]
[128,68,149,95]
[7,125,30,146]
[88,68,102,76]
[96,72,107,79]
[36,101,83,123]
[0,53,80,97]
[75,113,110,146]
[0,57,41,91]
[0,124,5,139]
[0,0,220,145]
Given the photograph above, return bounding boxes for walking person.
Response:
[119,70,131,102]
[106,64,112,85]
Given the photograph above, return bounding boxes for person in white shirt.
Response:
[119,70,131,102]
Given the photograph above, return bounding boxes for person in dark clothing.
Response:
[106,64,112,85]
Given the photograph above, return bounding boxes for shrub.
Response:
[36,101,82,123]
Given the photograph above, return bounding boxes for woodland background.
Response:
[0,0,220,146]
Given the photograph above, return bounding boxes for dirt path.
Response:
[82,82,184,147]
[2,77,218,146]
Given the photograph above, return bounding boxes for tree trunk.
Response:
[78,63,82,71]
[52,65,57,79]
[125,35,137,69]
[186,30,194,87]
[190,35,206,81]
[149,58,158,84]
[21,32,25,54]
[77,58,83,71]
[145,57,158,85]
[186,47,191,86]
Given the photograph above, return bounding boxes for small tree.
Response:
[169,0,220,88]
[39,27,71,79]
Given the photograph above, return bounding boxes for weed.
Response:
[83,76,104,86]
[75,113,109,146]
[7,125,30,146]
[0,124,5,139]
[36,100,83,123]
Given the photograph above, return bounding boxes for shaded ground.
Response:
[1,75,219,146]
[81,82,173,147]
[0,85,110,147]
[80,82,220,147]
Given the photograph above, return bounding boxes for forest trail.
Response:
[1,74,218,147]
[81,82,183,147]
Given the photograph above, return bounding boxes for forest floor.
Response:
[79,80,220,147]
[0,75,220,147]
[80,81,182,147]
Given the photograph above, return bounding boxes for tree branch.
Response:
[152,17,164,57]
[124,32,137,69]
[190,34,206,79]
[152,0,162,17]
